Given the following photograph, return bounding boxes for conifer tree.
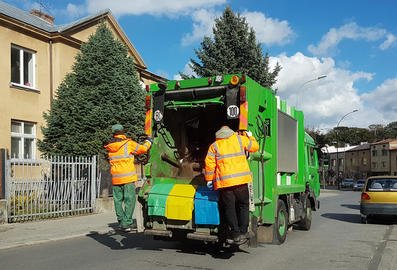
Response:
[38,24,145,156]
[189,7,281,88]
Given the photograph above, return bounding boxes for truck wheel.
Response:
[273,199,288,244]
[297,196,312,231]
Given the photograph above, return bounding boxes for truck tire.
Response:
[273,199,288,244]
[297,196,312,231]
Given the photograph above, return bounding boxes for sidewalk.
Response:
[0,210,117,250]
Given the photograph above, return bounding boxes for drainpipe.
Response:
[49,39,53,106]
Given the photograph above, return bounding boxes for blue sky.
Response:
[6,0,397,130]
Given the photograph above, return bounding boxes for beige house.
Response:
[370,139,397,176]
[0,1,165,161]
[344,143,371,179]
[391,148,397,176]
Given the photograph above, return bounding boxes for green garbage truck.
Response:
[138,74,320,245]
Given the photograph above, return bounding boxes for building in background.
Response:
[322,144,356,185]
[0,1,165,161]
[322,139,397,185]
[371,139,397,176]
[391,145,397,176]
[344,143,371,180]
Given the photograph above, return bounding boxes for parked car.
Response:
[360,176,397,223]
[341,178,354,189]
[353,179,365,191]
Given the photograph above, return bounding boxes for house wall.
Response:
[345,149,371,179]
[51,41,80,91]
[0,24,51,152]
[371,143,390,174]
[69,20,142,65]
[391,150,397,176]
[1,12,162,160]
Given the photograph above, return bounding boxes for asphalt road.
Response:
[0,190,396,270]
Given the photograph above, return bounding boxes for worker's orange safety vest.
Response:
[105,134,151,185]
[204,133,259,190]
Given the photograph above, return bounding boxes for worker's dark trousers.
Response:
[219,184,249,237]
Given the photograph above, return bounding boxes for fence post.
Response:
[0,149,7,224]
[70,156,75,211]
[0,149,5,199]
[91,156,97,208]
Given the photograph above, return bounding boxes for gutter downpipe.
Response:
[49,39,53,106]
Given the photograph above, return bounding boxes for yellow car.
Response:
[360,176,397,223]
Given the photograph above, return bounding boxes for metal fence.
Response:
[6,156,100,223]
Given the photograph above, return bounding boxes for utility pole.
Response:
[296,75,327,108]
[335,109,358,189]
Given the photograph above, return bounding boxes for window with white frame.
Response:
[11,45,36,88]
[11,120,36,160]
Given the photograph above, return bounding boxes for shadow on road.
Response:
[341,204,360,210]
[87,223,249,259]
[321,213,362,224]
[366,216,397,225]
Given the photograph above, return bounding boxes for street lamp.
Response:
[335,109,358,189]
[321,145,330,189]
[296,75,327,107]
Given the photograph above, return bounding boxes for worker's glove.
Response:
[245,130,253,137]
[145,137,153,145]
[206,181,213,190]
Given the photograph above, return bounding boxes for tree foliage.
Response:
[38,24,145,156]
[309,121,397,149]
[188,7,281,88]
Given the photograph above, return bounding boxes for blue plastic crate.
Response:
[194,186,220,225]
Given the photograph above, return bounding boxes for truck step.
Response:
[186,232,219,242]
[144,229,172,238]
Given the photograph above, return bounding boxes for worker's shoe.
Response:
[226,233,248,245]
[121,227,132,232]
[226,234,244,245]
[226,237,235,245]
[234,234,249,245]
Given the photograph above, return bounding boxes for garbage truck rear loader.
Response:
[138,74,320,245]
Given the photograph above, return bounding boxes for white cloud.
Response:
[361,78,397,121]
[85,0,226,16]
[242,11,294,46]
[379,33,397,50]
[181,9,294,46]
[268,52,388,129]
[65,3,86,19]
[181,9,219,46]
[308,22,387,56]
[173,62,197,80]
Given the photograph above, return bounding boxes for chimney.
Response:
[30,9,54,24]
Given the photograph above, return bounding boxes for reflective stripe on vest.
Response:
[109,143,134,160]
[207,151,216,157]
[132,143,140,155]
[215,171,252,182]
[215,135,245,161]
[247,139,253,151]
[112,171,137,178]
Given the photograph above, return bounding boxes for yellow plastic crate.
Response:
[165,184,196,221]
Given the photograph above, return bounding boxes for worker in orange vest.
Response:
[104,124,152,232]
[205,125,259,245]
